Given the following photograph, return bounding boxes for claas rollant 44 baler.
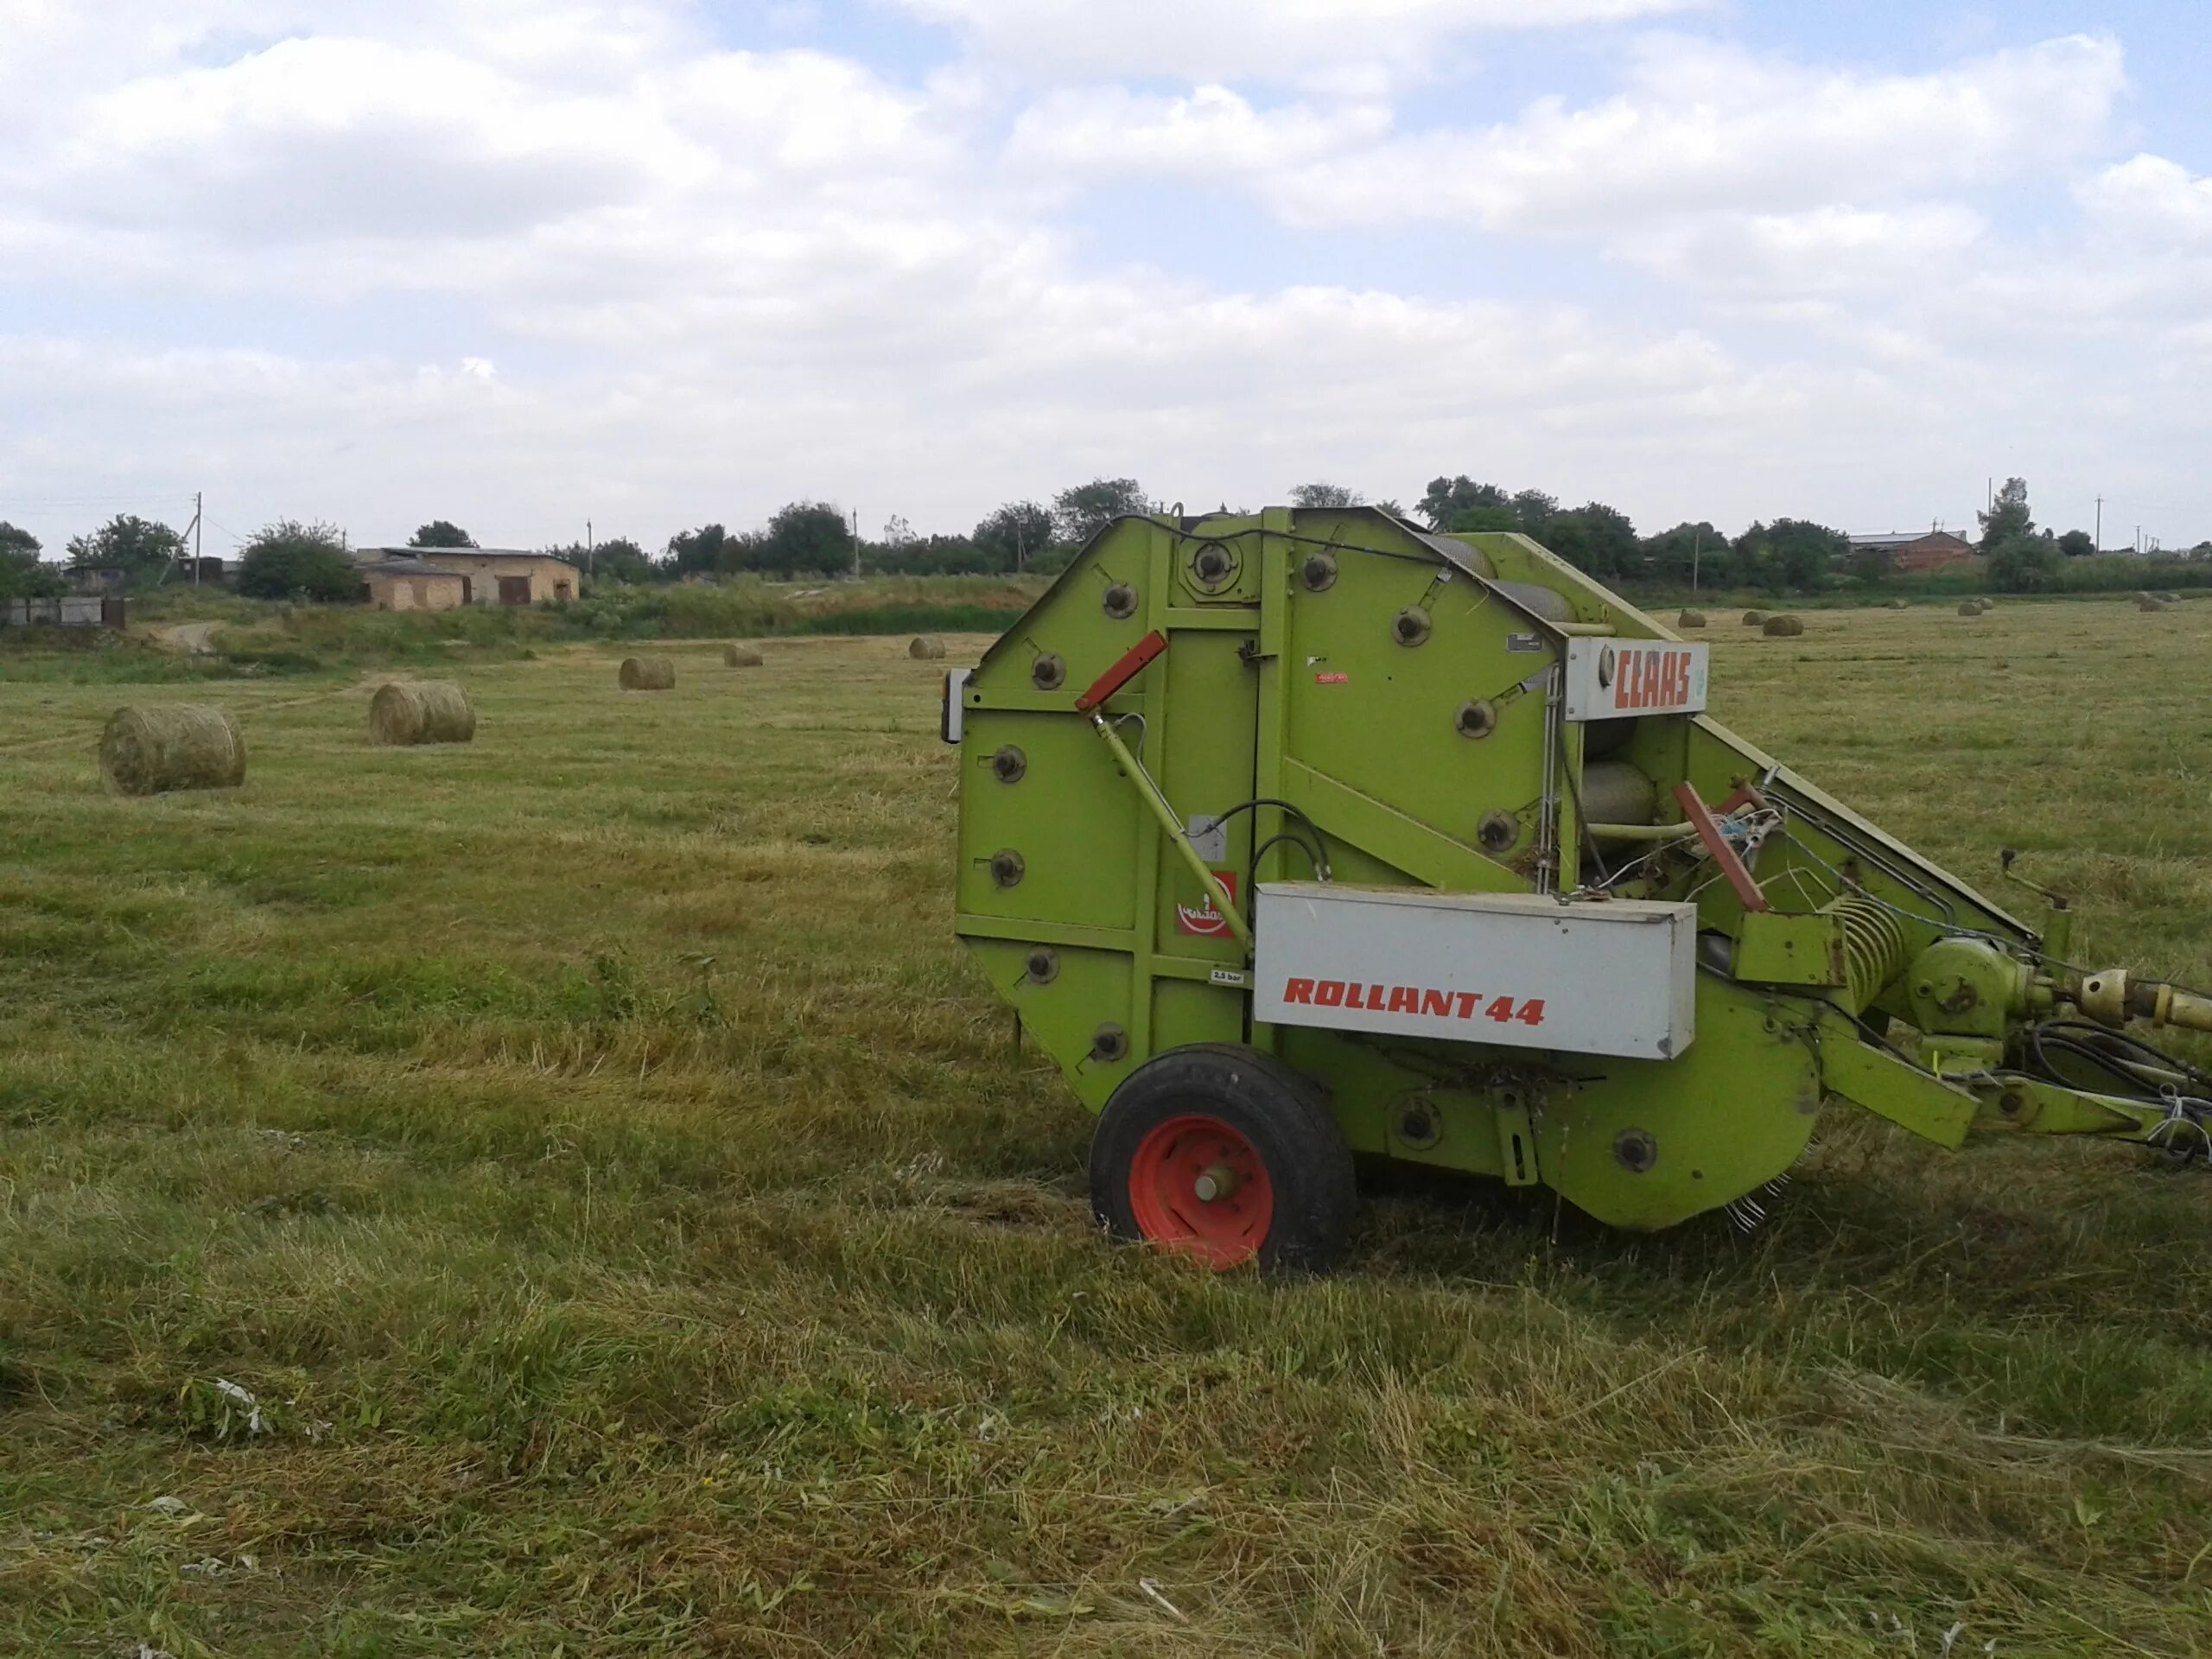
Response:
[944,508,2212,1271]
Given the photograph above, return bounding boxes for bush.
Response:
[238,520,360,601]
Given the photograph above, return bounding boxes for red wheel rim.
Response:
[1127,1113,1274,1269]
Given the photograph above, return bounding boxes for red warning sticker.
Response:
[1176,871,1240,937]
[1315,671,1350,684]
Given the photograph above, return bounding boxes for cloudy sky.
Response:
[3,0,2207,557]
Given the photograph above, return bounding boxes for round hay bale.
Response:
[369,680,476,747]
[2135,595,2165,613]
[723,644,764,668]
[2161,592,2182,604]
[99,704,245,797]
[1675,609,1707,629]
[1741,610,1766,626]
[1762,613,1805,638]
[1886,599,1909,610]
[619,656,676,691]
[1956,601,1981,616]
[908,636,947,660]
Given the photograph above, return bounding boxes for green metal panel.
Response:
[1735,911,1847,989]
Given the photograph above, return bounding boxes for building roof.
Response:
[359,546,578,567]
[1848,530,1974,550]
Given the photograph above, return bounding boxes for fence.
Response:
[1,596,127,629]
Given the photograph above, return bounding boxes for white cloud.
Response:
[2077,153,2212,246]
[1621,203,1987,296]
[1008,85,1392,181]
[893,0,1709,86]
[1254,34,2126,231]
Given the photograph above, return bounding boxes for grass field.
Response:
[3,604,2212,1656]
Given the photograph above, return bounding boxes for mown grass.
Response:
[3,612,2211,1656]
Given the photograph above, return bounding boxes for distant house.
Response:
[356,547,580,606]
[1848,531,1976,573]
[357,554,469,613]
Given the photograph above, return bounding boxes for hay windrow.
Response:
[907,636,947,660]
[1762,613,1805,638]
[99,704,245,796]
[620,657,677,691]
[1676,609,1707,628]
[723,645,765,667]
[369,681,476,747]
[1742,610,1766,626]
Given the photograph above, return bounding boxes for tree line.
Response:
[3,474,2202,604]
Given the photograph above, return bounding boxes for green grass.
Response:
[3,613,2211,1656]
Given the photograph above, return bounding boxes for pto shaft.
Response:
[2069,968,2212,1035]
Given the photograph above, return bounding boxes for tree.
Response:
[1764,518,1848,590]
[2057,529,2095,558]
[1987,533,2061,592]
[1978,478,2033,548]
[881,514,916,548]
[665,524,741,577]
[1289,482,1363,509]
[542,537,654,584]
[1640,521,1724,587]
[1053,478,1148,545]
[1510,489,1559,538]
[972,500,1055,572]
[1542,501,1639,578]
[237,519,359,601]
[1417,476,1509,529]
[763,501,853,576]
[65,513,185,586]
[0,520,60,600]
[410,520,477,549]
[1847,543,1894,587]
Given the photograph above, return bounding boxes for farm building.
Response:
[357,554,468,613]
[355,548,580,606]
[1847,530,1975,573]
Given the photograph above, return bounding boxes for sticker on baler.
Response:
[1314,671,1349,684]
[1561,638,1709,722]
[1176,871,1239,937]
[1251,883,1697,1060]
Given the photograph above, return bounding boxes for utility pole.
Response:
[1691,525,1700,592]
[851,508,861,581]
[181,490,204,585]
[2094,496,2102,555]
[586,518,594,578]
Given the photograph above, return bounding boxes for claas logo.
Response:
[1598,645,1694,710]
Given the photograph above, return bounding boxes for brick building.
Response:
[1847,530,1976,574]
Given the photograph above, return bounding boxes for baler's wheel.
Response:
[1090,1044,1354,1274]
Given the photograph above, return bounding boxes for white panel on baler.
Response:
[1252,884,1697,1059]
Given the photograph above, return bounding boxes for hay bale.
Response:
[908,636,946,660]
[1762,613,1805,638]
[369,680,475,747]
[99,704,245,797]
[1957,601,1981,616]
[1885,599,1909,610]
[1675,609,1707,628]
[2135,595,2166,613]
[723,645,764,668]
[2161,592,2182,604]
[619,656,676,691]
[1741,610,1765,626]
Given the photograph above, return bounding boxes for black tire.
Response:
[1089,1042,1356,1274]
